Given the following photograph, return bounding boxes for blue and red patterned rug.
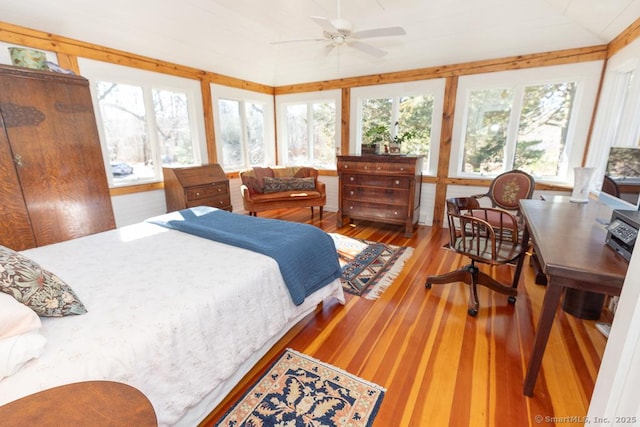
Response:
[215,348,385,427]
[330,233,414,300]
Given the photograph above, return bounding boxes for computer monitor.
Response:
[606,146,640,181]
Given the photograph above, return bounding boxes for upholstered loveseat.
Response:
[239,166,326,218]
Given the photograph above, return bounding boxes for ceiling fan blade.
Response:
[347,40,387,58]
[270,38,325,45]
[352,26,406,39]
[310,16,339,34]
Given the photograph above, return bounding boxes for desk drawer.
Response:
[186,183,228,201]
[186,194,230,209]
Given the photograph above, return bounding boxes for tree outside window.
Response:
[462,82,577,177]
[283,101,336,168]
[217,98,266,171]
[361,95,433,156]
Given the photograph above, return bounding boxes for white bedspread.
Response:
[0,222,344,426]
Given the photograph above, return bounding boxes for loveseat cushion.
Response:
[263,176,316,193]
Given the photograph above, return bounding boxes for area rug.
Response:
[330,233,413,300]
[215,348,385,427]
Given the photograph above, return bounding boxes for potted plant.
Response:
[364,122,416,155]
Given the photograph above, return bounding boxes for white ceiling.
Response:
[1,0,639,86]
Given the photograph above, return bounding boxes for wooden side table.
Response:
[0,381,157,426]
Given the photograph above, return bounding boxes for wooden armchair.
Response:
[426,197,524,317]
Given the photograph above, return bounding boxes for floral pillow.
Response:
[0,245,87,317]
[263,177,316,193]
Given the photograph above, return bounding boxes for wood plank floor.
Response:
[200,208,609,426]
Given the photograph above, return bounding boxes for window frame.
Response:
[450,62,603,184]
[210,84,275,172]
[78,58,206,188]
[275,90,341,169]
[350,79,445,176]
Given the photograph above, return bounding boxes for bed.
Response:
[0,208,345,426]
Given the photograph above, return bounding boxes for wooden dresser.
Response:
[337,155,423,237]
[163,164,232,213]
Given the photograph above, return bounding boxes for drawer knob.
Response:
[400,167,405,171]
[395,180,400,185]
[350,177,354,181]
[349,206,354,210]
[344,164,349,168]
[196,192,200,196]
[350,191,354,195]
[377,166,381,170]
[394,211,399,215]
[217,188,222,192]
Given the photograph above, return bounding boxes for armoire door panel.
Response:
[0,122,36,250]
[0,64,115,248]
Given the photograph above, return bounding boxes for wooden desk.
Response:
[519,199,628,396]
[0,380,157,426]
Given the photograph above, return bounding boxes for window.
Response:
[276,90,341,169]
[462,83,576,176]
[351,80,445,175]
[451,63,602,182]
[79,59,205,187]
[212,84,274,171]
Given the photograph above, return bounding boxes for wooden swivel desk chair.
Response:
[426,197,523,317]
[471,169,535,227]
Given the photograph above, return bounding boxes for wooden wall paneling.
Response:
[200,80,217,164]
[432,76,458,227]
[340,88,350,155]
[607,17,640,58]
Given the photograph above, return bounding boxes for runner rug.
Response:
[330,233,414,300]
[215,348,385,427]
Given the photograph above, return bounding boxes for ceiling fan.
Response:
[271,0,406,58]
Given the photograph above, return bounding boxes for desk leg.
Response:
[523,279,563,396]
[512,226,530,289]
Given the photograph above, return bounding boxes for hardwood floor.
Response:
[200,208,609,426]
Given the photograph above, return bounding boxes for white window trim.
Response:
[350,79,445,176]
[275,90,341,168]
[210,83,276,171]
[78,58,206,187]
[450,61,603,184]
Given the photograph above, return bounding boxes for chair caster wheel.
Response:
[425,282,432,289]
[467,308,478,317]
[508,296,516,304]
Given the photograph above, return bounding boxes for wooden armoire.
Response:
[0,64,115,251]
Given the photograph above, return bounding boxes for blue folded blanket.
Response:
[148,207,342,305]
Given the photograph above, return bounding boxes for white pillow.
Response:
[0,330,46,380]
[0,293,41,340]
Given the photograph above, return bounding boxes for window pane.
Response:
[218,99,243,169]
[245,102,265,166]
[514,83,576,176]
[286,104,309,164]
[362,98,392,144]
[398,95,433,156]
[312,102,336,168]
[97,82,153,184]
[462,88,513,173]
[152,89,196,167]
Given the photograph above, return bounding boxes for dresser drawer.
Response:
[342,200,409,220]
[339,159,416,175]
[186,183,228,201]
[342,173,412,188]
[343,185,409,205]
